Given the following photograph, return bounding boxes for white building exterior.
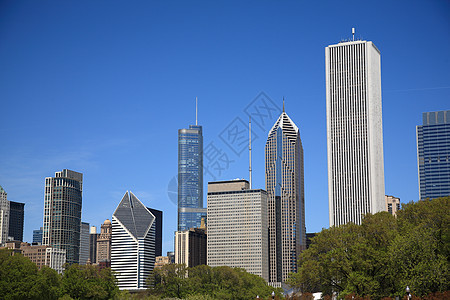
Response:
[207,180,269,282]
[0,185,9,246]
[326,39,385,227]
[46,247,67,274]
[111,191,156,290]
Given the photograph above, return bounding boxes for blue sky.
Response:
[1,1,449,254]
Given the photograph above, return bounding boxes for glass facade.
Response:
[42,169,83,265]
[178,125,206,231]
[8,201,25,241]
[417,110,450,200]
[265,110,305,284]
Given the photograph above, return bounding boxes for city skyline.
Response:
[0,1,449,255]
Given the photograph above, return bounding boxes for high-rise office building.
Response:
[33,227,43,245]
[175,217,207,268]
[417,110,450,200]
[148,208,163,257]
[8,201,25,241]
[96,219,112,264]
[326,37,385,227]
[207,180,269,282]
[266,106,305,285]
[0,185,9,246]
[178,109,207,231]
[79,222,90,265]
[89,226,98,264]
[111,191,157,290]
[43,169,83,264]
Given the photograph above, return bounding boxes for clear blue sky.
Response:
[1,1,449,254]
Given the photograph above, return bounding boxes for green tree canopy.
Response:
[288,197,450,299]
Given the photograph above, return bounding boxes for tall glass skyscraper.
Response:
[417,110,450,200]
[265,105,305,284]
[43,169,83,265]
[325,38,385,227]
[178,123,206,231]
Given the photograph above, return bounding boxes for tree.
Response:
[288,197,450,298]
[60,264,119,299]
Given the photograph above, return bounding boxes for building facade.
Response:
[33,227,43,245]
[8,201,25,241]
[175,220,207,268]
[417,110,450,200]
[111,191,157,290]
[148,208,163,257]
[0,185,9,246]
[42,169,83,264]
[79,222,90,265]
[207,180,268,282]
[266,107,305,284]
[178,124,207,231]
[385,195,401,216]
[5,241,66,274]
[96,219,112,263]
[89,226,98,264]
[326,39,385,227]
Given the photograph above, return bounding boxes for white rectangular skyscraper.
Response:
[207,180,269,282]
[326,38,385,227]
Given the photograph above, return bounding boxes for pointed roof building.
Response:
[265,102,305,285]
[111,191,157,290]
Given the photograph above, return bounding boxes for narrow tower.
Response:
[178,98,207,231]
[265,102,305,284]
[326,34,385,227]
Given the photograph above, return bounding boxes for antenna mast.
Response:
[195,97,198,126]
[352,28,355,41]
[249,117,252,189]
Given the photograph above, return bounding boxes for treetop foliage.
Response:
[288,197,450,299]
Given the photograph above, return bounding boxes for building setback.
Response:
[207,180,268,282]
[8,201,25,242]
[326,37,385,227]
[266,106,305,285]
[417,110,450,200]
[111,191,157,290]
[42,169,83,265]
[178,118,207,231]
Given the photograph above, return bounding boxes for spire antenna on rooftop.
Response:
[249,117,252,189]
[352,27,355,41]
[283,97,285,112]
[195,96,198,125]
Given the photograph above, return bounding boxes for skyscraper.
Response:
[89,226,98,264]
[207,180,268,281]
[111,191,157,290]
[8,201,25,241]
[417,110,450,200]
[175,218,207,268]
[265,106,305,284]
[178,101,206,231]
[0,185,9,246]
[79,222,90,265]
[326,36,385,227]
[43,169,83,264]
[148,208,163,257]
